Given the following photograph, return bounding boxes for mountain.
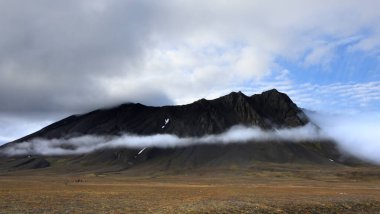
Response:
[12,89,309,141]
[0,89,364,172]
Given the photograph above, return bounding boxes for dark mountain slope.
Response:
[71,140,345,170]
[0,140,360,173]
[12,89,308,142]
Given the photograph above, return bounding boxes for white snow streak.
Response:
[137,147,146,155]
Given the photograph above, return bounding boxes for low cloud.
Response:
[307,111,380,164]
[2,112,380,165]
[1,124,323,156]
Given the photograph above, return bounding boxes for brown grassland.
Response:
[0,164,380,213]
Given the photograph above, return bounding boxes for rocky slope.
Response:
[12,89,308,141]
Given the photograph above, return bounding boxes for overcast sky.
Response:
[1,0,380,144]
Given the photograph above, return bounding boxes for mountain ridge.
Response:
[9,89,308,143]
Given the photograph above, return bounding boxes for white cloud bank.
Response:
[307,112,380,164]
[2,112,380,165]
[1,124,323,156]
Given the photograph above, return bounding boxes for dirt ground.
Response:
[0,165,379,213]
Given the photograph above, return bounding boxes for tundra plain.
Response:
[1,164,379,213]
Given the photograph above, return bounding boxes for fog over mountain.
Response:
[2,113,380,165]
[307,112,380,164]
[0,89,377,172]
[2,124,323,156]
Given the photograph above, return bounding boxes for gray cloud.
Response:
[1,0,380,113]
[1,0,380,143]
[0,0,168,113]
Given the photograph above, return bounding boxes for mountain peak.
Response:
[263,88,279,93]
[220,90,248,103]
[260,89,290,100]
[225,90,247,97]
[250,89,307,127]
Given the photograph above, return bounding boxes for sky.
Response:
[1,0,380,144]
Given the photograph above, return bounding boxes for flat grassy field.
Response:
[0,164,379,213]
